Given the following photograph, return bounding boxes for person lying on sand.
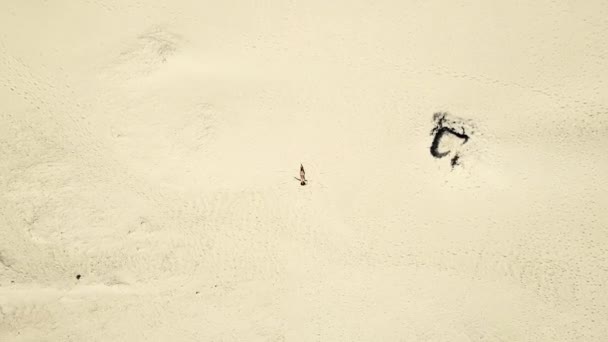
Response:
[295,164,307,186]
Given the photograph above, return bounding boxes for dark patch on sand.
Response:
[450,154,460,169]
[430,112,472,168]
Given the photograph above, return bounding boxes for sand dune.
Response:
[1,1,607,341]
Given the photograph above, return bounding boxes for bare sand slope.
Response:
[1,1,608,341]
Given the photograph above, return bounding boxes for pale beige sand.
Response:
[1,1,607,341]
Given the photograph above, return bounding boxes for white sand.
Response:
[1,1,607,341]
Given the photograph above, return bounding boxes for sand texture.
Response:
[1,1,608,341]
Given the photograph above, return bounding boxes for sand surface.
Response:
[1,1,608,341]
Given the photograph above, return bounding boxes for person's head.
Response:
[300,181,306,186]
